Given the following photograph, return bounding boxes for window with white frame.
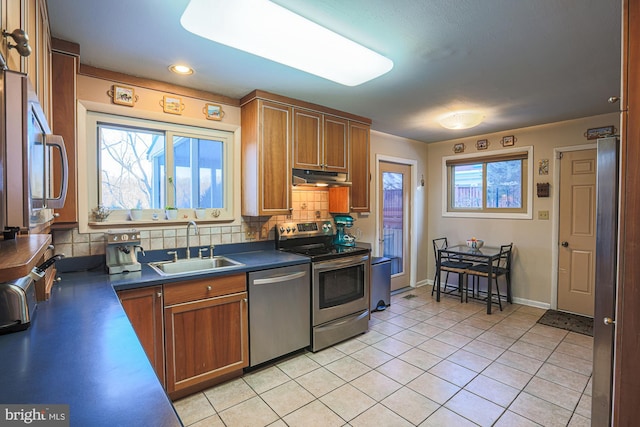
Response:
[87,112,233,217]
[442,147,533,219]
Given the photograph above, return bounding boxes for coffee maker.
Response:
[333,215,356,247]
[106,231,145,274]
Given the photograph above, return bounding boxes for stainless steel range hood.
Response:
[292,168,351,187]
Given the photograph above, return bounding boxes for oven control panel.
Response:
[277,220,333,240]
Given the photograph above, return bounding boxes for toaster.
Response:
[0,276,37,335]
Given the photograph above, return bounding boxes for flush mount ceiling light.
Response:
[169,64,194,75]
[438,111,485,130]
[180,0,394,86]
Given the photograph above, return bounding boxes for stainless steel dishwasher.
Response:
[248,264,311,367]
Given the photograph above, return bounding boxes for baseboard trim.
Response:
[511,297,550,310]
[424,279,550,310]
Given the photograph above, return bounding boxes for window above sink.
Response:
[82,110,235,225]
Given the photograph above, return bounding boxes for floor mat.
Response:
[537,309,593,336]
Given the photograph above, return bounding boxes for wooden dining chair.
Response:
[465,243,513,310]
[432,237,474,299]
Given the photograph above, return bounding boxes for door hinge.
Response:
[558,152,564,160]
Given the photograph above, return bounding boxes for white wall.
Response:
[354,130,430,287]
[426,112,619,307]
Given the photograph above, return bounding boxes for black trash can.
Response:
[370,257,391,311]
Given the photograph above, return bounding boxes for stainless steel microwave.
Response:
[0,70,68,231]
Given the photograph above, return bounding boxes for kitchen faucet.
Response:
[186,220,199,259]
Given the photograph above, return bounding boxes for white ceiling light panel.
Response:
[180,0,394,86]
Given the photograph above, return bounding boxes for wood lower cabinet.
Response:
[163,274,248,398]
[349,122,371,212]
[118,286,165,387]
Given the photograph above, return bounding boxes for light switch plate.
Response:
[538,210,549,220]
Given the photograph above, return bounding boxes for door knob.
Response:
[604,317,616,325]
[561,241,569,247]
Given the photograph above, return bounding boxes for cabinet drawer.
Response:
[163,273,246,306]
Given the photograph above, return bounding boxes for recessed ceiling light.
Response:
[169,64,194,75]
[180,0,393,86]
[438,111,484,130]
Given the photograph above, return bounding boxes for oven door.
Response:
[312,254,369,326]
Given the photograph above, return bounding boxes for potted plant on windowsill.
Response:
[165,206,178,220]
[130,208,143,221]
[195,207,206,219]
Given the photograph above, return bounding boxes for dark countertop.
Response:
[0,244,309,427]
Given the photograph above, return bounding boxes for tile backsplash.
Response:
[53,189,331,258]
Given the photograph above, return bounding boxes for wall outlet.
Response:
[245,227,257,239]
[538,210,549,220]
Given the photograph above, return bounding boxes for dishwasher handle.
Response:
[252,271,307,285]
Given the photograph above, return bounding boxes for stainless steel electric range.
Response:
[276,220,370,352]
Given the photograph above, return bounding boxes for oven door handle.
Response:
[252,271,307,285]
[313,254,369,270]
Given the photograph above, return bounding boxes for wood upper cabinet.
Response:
[1,0,52,118]
[349,122,371,212]
[25,0,51,119]
[293,109,348,173]
[241,90,370,216]
[2,0,24,72]
[323,115,349,173]
[241,98,292,216]
[118,286,165,387]
[163,274,248,397]
[293,108,322,170]
[51,40,79,225]
[329,186,350,214]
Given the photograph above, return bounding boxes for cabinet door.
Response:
[260,100,292,214]
[51,49,77,224]
[164,292,248,395]
[118,286,165,386]
[324,116,349,173]
[349,122,371,212]
[329,186,350,214]
[3,0,23,71]
[293,108,322,170]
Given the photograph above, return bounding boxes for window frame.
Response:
[441,146,533,219]
[83,109,235,225]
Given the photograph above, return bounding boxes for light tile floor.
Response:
[174,286,593,426]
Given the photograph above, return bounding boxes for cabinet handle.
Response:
[243,298,248,303]
[157,292,162,298]
[207,285,212,291]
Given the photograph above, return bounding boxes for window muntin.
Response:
[444,147,532,218]
[88,111,233,220]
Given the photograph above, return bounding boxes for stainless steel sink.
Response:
[148,256,244,276]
